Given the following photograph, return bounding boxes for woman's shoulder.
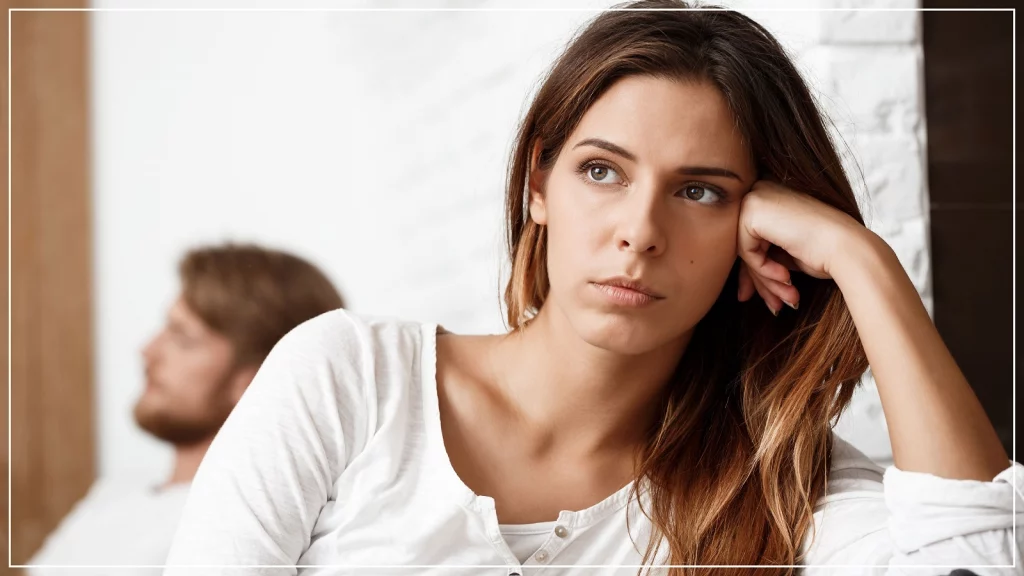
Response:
[822,433,886,499]
[274,308,434,364]
[830,434,885,475]
[257,308,437,409]
[242,309,437,453]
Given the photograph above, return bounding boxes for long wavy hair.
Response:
[502,1,869,574]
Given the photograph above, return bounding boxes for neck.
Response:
[493,302,691,455]
[163,437,214,488]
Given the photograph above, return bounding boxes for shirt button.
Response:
[535,550,549,562]
[554,525,569,538]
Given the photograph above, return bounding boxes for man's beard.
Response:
[133,376,235,446]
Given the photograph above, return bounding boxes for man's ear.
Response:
[226,363,259,405]
[528,140,548,226]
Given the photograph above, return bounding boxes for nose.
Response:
[615,182,666,257]
[141,333,160,365]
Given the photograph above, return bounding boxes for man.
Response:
[29,243,344,572]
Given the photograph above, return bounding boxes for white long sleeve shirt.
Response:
[164,310,1023,575]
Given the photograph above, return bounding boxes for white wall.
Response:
[90,0,926,481]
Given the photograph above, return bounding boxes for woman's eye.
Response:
[584,164,622,184]
[680,184,721,204]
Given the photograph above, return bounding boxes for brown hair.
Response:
[503,1,868,573]
[179,243,344,368]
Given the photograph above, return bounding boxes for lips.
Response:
[591,276,665,307]
[593,276,665,298]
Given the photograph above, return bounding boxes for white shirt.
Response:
[29,478,190,575]
[164,310,1023,575]
[501,522,561,564]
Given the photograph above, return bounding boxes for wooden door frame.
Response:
[3,1,94,567]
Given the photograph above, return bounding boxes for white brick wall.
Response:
[801,1,928,468]
[90,0,925,478]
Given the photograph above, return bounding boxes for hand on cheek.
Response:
[735,179,869,316]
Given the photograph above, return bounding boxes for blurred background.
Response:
[0,0,1015,567]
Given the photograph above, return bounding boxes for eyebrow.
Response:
[572,137,743,181]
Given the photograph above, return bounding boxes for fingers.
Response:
[737,260,800,315]
[751,273,800,315]
[758,257,794,287]
[738,236,793,287]
[766,245,799,272]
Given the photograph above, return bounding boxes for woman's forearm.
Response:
[830,229,1008,480]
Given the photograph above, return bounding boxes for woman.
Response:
[164,2,1021,574]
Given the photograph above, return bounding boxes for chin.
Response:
[132,397,161,428]
[573,308,678,356]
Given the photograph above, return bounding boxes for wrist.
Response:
[828,226,901,288]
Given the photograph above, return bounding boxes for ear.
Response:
[225,363,259,405]
[527,139,548,226]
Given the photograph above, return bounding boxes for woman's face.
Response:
[529,76,756,355]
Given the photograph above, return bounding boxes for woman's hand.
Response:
[735,179,870,314]
[737,181,1008,480]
